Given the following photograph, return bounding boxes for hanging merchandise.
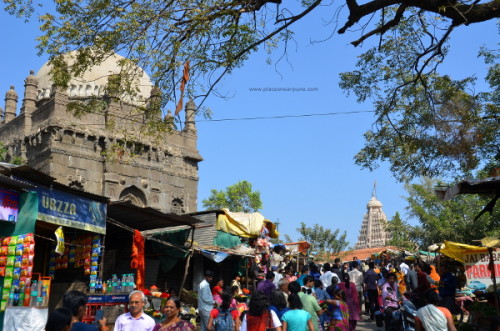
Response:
[131,229,145,290]
[0,233,36,311]
[54,226,65,255]
[48,233,103,278]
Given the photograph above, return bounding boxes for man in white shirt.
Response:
[114,290,155,331]
[320,263,340,288]
[198,270,214,331]
[400,261,410,276]
[272,266,283,288]
[348,261,364,311]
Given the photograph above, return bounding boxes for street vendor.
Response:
[230,272,243,295]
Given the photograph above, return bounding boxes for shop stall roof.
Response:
[0,173,36,190]
[107,201,202,231]
[0,165,109,202]
[338,246,402,262]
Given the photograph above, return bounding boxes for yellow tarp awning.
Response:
[480,235,500,248]
[216,209,279,239]
[440,240,486,263]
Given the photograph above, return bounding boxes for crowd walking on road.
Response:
[45,257,469,331]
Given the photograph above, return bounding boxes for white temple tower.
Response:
[354,185,391,249]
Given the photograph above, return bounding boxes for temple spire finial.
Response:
[372,180,377,198]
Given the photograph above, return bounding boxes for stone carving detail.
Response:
[171,197,184,215]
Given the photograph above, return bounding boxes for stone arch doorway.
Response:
[119,186,147,207]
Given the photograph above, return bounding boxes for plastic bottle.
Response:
[116,278,122,293]
[129,273,135,290]
[102,280,107,294]
[7,288,15,307]
[19,286,25,306]
[29,281,38,306]
[89,279,96,294]
[111,274,118,293]
[23,286,31,306]
[13,286,20,306]
[121,274,128,293]
[97,279,103,294]
[41,283,48,306]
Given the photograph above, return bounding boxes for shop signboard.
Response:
[106,295,128,303]
[31,186,106,234]
[463,248,500,291]
[87,295,106,304]
[0,188,19,222]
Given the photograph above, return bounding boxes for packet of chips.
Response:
[6,256,14,267]
[3,277,12,289]
[5,266,14,278]
[12,267,20,280]
[0,246,7,256]
[14,256,22,268]
[2,289,9,301]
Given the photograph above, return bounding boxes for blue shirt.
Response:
[270,305,290,320]
[282,309,311,331]
[71,322,98,331]
[314,288,330,301]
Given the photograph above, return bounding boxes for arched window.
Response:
[119,186,147,207]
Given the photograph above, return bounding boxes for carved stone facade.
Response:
[354,194,391,249]
[0,53,202,214]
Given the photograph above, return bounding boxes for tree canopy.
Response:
[4,0,498,180]
[202,180,262,212]
[384,212,416,251]
[296,222,349,257]
[396,177,499,248]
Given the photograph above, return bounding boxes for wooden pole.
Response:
[179,250,193,296]
[179,226,195,298]
[245,257,249,290]
[488,248,499,314]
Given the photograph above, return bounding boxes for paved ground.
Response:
[355,319,384,331]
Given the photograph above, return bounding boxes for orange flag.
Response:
[175,60,190,115]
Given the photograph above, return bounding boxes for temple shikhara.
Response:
[354,185,391,249]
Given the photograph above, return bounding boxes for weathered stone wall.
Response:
[0,78,201,214]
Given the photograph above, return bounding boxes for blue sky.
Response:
[0,5,496,248]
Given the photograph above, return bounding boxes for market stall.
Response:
[0,165,109,331]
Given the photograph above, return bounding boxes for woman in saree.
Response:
[153,297,194,331]
[326,286,350,331]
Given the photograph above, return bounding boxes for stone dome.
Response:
[367,196,382,208]
[36,51,153,104]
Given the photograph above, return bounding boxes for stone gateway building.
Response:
[0,52,202,214]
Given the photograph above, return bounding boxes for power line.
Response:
[196,110,375,122]
[0,110,375,127]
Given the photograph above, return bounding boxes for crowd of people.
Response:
[198,257,464,331]
[44,257,464,331]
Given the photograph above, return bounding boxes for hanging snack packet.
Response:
[14,256,22,268]
[6,256,15,267]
